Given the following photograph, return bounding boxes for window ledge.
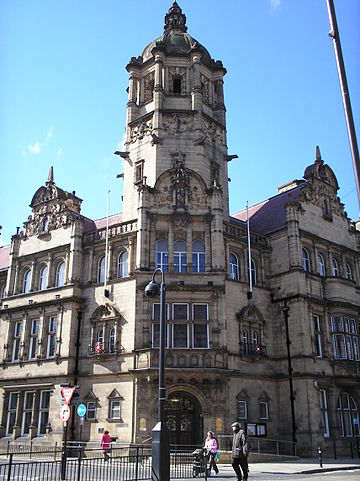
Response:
[106,418,124,423]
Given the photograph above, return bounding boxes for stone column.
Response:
[65,250,70,284]
[285,204,302,269]
[153,51,164,132]
[186,220,192,272]
[128,236,135,274]
[29,261,36,292]
[204,219,211,272]
[47,254,53,288]
[168,221,174,272]
[88,249,94,284]
[191,53,203,132]
[68,220,83,284]
[12,263,19,296]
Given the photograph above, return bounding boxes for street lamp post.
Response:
[144,268,170,481]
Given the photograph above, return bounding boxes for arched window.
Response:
[109,327,115,353]
[345,262,353,280]
[252,330,259,346]
[22,268,31,294]
[155,240,168,271]
[55,261,65,287]
[192,241,205,273]
[242,329,249,354]
[174,240,187,273]
[118,251,129,278]
[336,393,360,437]
[0,284,6,299]
[317,253,326,276]
[95,329,104,354]
[229,253,239,280]
[38,265,48,290]
[302,248,311,272]
[249,259,257,286]
[332,258,339,277]
[98,256,105,283]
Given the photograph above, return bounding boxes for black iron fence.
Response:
[0,444,205,480]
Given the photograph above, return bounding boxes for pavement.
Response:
[202,459,360,477]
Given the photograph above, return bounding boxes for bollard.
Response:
[318,446,323,468]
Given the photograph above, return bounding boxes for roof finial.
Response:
[46,165,54,185]
[315,145,323,163]
[164,1,187,32]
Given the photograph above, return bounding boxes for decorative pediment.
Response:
[84,389,99,401]
[90,304,121,322]
[22,167,82,238]
[258,390,270,401]
[236,305,264,324]
[236,388,249,400]
[107,389,124,400]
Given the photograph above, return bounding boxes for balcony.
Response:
[240,342,267,357]
[87,341,118,357]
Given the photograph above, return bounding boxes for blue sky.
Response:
[1,0,359,245]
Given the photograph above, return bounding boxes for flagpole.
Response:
[104,190,110,296]
[246,201,253,299]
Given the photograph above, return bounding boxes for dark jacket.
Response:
[232,428,249,458]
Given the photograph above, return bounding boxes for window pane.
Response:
[193,304,208,320]
[238,400,247,419]
[173,304,188,320]
[193,324,208,348]
[56,262,65,287]
[87,402,96,420]
[173,324,188,348]
[259,401,268,419]
[111,401,121,419]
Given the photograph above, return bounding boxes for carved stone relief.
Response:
[203,117,223,145]
[130,118,153,143]
[163,113,194,135]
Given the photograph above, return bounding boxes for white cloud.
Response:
[46,127,53,143]
[28,141,41,154]
[25,126,54,156]
[270,0,281,8]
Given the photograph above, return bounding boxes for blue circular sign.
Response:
[77,403,87,417]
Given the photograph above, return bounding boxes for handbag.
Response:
[215,451,220,462]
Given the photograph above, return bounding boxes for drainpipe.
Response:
[271,295,298,454]
[70,307,83,441]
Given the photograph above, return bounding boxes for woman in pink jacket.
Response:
[204,431,219,475]
[100,430,111,461]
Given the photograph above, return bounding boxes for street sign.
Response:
[77,403,87,417]
[60,404,71,424]
[61,386,75,405]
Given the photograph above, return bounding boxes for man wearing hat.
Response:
[231,422,249,481]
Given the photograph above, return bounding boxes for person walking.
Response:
[231,422,249,481]
[204,431,219,475]
[100,430,111,461]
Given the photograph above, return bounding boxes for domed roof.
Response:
[139,2,217,67]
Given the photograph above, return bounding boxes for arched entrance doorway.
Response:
[165,392,203,445]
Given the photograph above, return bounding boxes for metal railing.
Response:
[0,444,205,480]
[217,435,296,457]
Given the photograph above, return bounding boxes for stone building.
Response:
[0,2,359,457]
